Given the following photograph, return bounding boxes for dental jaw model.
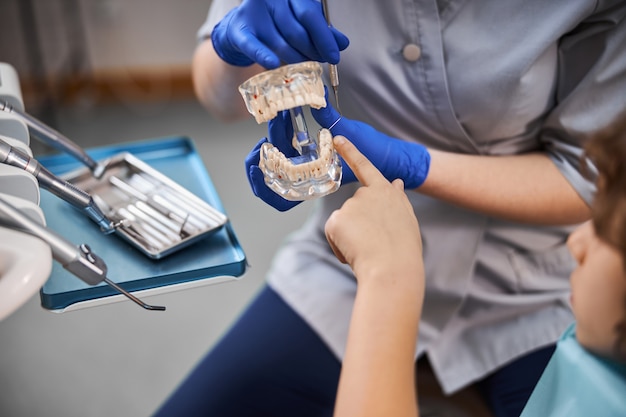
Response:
[238,61,341,201]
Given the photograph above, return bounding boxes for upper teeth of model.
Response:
[239,62,326,124]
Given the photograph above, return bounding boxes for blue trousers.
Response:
[153,286,554,417]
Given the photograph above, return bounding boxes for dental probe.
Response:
[0,137,116,234]
[0,100,107,179]
[0,196,166,311]
[320,0,340,113]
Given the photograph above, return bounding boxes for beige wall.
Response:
[0,0,212,77]
[0,0,214,107]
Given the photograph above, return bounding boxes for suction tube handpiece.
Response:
[0,137,115,233]
[0,100,107,179]
[0,196,166,311]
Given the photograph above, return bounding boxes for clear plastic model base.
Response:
[239,61,341,201]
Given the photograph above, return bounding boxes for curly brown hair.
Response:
[584,115,626,360]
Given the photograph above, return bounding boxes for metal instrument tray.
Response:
[63,151,227,259]
[37,136,247,312]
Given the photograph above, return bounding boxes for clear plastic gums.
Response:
[238,61,341,201]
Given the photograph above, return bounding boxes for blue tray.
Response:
[37,136,247,312]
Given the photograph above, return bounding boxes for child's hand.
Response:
[324,136,424,285]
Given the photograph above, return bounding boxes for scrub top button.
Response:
[402,43,421,62]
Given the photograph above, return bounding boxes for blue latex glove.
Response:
[212,0,350,69]
[311,100,431,189]
[245,111,303,211]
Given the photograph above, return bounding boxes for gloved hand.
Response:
[212,0,350,69]
[245,111,303,211]
[311,99,431,189]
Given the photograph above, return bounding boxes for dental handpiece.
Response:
[0,196,166,311]
[321,0,340,113]
[0,100,107,179]
[0,137,116,234]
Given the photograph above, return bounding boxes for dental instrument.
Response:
[0,103,228,258]
[0,136,116,233]
[0,100,108,179]
[321,0,340,113]
[0,196,166,311]
[238,61,342,201]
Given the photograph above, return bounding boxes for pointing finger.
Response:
[333,135,387,187]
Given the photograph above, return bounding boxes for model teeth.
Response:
[260,128,335,182]
[257,128,341,200]
[239,62,342,200]
[239,62,326,124]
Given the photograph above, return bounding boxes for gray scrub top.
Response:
[200,0,626,394]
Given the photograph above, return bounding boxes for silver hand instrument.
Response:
[0,136,116,233]
[320,0,340,113]
[0,100,107,178]
[0,196,166,311]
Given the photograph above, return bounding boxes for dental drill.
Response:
[0,136,116,233]
[0,196,166,311]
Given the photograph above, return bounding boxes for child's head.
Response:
[567,116,626,361]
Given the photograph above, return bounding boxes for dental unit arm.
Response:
[0,100,108,179]
[0,136,116,234]
[0,196,165,311]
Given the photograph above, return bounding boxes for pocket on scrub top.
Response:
[507,242,574,293]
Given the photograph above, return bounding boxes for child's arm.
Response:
[325,136,425,417]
